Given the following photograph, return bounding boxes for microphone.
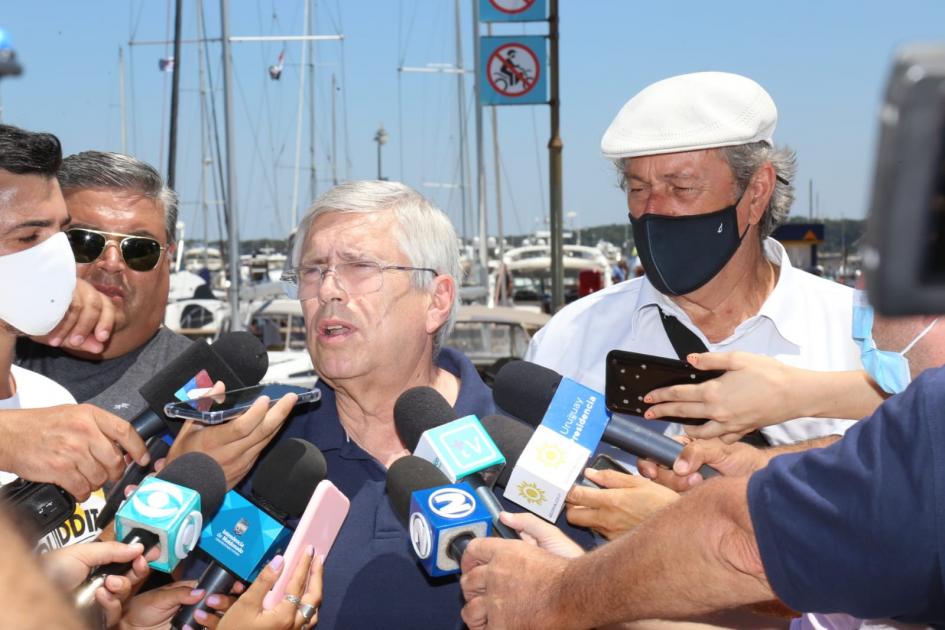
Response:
[133,330,270,440]
[74,452,227,607]
[494,360,719,479]
[171,438,327,630]
[386,456,493,577]
[394,387,520,540]
[98,331,270,528]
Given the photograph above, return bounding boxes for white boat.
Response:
[495,243,613,312]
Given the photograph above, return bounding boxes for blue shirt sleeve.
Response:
[747,367,945,624]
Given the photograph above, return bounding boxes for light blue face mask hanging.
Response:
[851,290,939,395]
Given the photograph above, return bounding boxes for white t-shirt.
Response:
[0,365,105,550]
[526,239,863,445]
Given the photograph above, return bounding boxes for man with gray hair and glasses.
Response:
[203,180,590,629]
[16,151,192,420]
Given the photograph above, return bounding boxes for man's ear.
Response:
[426,274,456,336]
[166,242,177,270]
[746,161,776,226]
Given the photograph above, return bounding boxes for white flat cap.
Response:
[601,71,777,159]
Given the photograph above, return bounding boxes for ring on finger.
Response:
[285,593,302,606]
[298,603,317,622]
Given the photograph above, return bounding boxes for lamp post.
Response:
[374,124,389,181]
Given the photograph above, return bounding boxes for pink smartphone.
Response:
[262,479,350,610]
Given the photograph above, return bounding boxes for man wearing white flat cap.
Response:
[526,71,863,447]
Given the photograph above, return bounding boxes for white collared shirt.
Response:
[526,238,862,445]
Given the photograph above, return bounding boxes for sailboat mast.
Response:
[118,47,127,154]
[289,1,311,229]
[220,0,242,330]
[308,0,317,203]
[167,0,183,188]
[331,73,338,186]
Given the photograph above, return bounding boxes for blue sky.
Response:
[1,1,943,243]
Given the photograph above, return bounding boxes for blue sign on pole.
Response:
[479,0,546,23]
[479,35,547,106]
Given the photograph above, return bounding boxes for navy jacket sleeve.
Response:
[747,367,945,624]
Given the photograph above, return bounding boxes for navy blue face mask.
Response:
[629,198,748,296]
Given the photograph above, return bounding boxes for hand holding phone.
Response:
[605,350,724,425]
[263,480,349,610]
[164,385,321,424]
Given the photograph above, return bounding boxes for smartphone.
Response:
[262,480,350,610]
[578,453,633,489]
[163,384,321,424]
[605,349,724,425]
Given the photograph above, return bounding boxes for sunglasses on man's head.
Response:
[65,227,166,272]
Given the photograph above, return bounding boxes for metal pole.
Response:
[118,47,127,154]
[308,0,317,202]
[454,0,471,242]
[197,1,209,266]
[221,0,242,331]
[331,73,338,185]
[488,24,505,304]
[167,0,183,188]
[471,0,488,287]
[548,0,564,312]
[290,0,311,228]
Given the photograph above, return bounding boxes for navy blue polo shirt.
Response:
[748,366,945,625]
[239,347,593,629]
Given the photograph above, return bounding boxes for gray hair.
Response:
[292,180,461,356]
[613,141,797,240]
[58,151,180,244]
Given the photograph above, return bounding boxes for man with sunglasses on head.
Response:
[0,124,149,518]
[15,151,192,421]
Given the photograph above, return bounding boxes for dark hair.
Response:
[0,124,62,177]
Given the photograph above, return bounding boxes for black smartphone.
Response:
[578,453,634,489]
[605,349,724,425]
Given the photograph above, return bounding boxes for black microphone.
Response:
[494,360,719,479]
[393,387,521,540]
[386,455,480,566]
[74,452,227,607]
[98,331,270,528]
[171,438,328,630]
[133,330,270,440]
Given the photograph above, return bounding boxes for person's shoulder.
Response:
[788,266,853,299]
[543,279,644,330]
[156,326,195,351]
[10,365,76,407]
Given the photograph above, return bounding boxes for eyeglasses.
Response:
[65,227,166,272]
[280,260,438,300]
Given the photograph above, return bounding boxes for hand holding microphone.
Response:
[493,360,720,479]
[0,403,150,501]
[74,452,227,608]
[42,540,158,628]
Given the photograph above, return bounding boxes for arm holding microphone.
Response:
[116,550,322,630]
[0,403,150,501]
[461,476,770,630]
[41,540,158,628]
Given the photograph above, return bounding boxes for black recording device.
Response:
[865,45,945,315]
[0,477,75,538]
[604,350,723,425]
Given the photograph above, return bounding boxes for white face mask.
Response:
[0,232,77,336]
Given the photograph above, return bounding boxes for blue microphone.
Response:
[394,387,520,540]
[171,439,327,630]
[494,360,720,479]
[74,452,226,607]
[387,456,493,577]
